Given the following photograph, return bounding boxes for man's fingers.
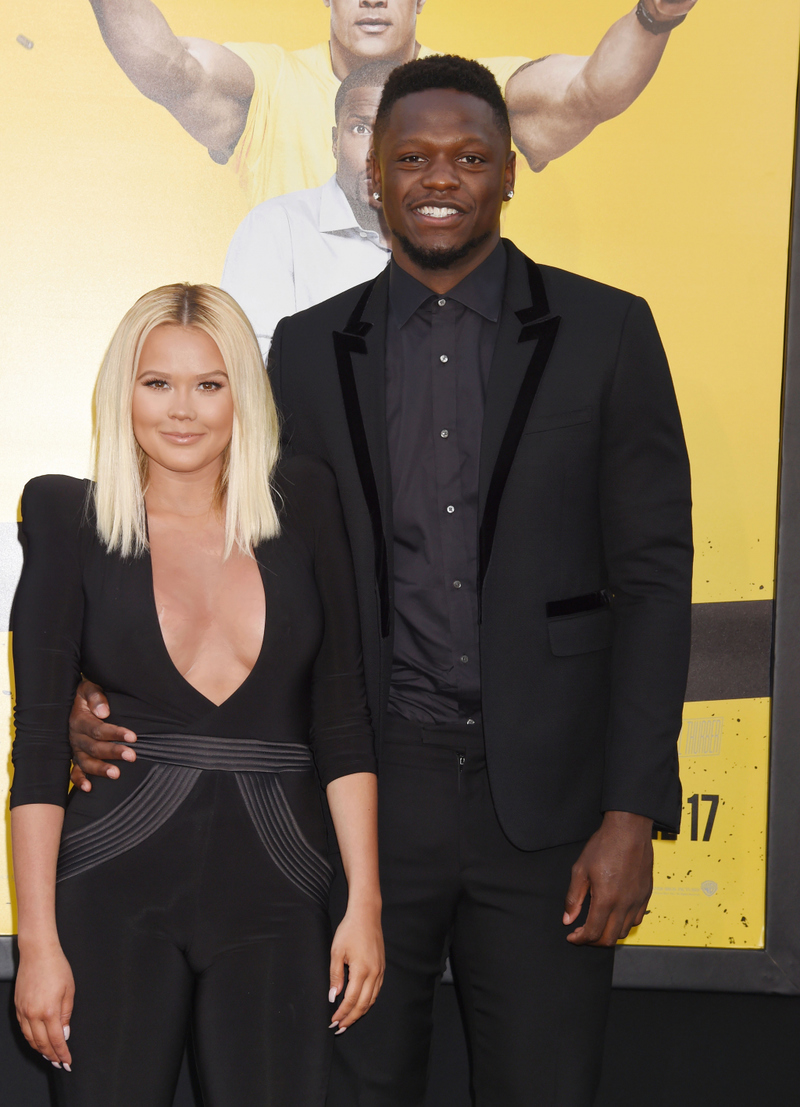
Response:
[563,866,589,925]
[69,764,91,792]
[84,688,110,718]
[567,894,614,945]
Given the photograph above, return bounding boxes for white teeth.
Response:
[417,206,460,218]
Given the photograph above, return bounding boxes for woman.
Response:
[10,284,383,1106]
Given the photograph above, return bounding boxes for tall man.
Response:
[69,55,693,1106]
[88,0,700,207]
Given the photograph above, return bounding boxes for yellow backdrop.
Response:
[2,0,798,947]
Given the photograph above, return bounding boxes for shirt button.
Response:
[446,505,455,514]
[359,231,368,238]
[440,429,449,438]
[453,580,462,589]
[438,298,447,307]
[439,354,449,363]
[460,655,469,664]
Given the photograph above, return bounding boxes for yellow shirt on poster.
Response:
[224,41,531,207]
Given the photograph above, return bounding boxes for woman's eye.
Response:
[143,379,168,389]
[198,381,223,392]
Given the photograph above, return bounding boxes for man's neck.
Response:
[391,230,502,295]
[328,37,421,82]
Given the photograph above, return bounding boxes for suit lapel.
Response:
[332,269,392,638]
[478,241,561,595]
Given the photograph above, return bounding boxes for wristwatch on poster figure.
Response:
[635,0,691,35]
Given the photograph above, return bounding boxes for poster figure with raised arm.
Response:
[222,62,393,361]
[88,0,699,209]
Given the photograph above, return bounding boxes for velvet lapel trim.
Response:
[478,244,561,601]
[333,278,391,638]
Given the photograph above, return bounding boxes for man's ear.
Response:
[505,149,517,197]
[332,126,339,162]
[323,0,332,9]
[369,148,381,197]
[417,0,427,14]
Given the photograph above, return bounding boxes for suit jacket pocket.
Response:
[547,606,613,656]
[524,406,592,434]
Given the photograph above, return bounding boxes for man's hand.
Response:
[68,680,137,793]
[563,811,654,946]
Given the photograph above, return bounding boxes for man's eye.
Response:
[460,155,484,165]
[353,124,371,135]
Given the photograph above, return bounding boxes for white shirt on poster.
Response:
[221,174,391,361]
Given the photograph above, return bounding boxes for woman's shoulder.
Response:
[21,475,92,533]
[274,455,339,507]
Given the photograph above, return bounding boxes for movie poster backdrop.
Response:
[2,1,799,982]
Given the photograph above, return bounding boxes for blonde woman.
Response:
[10,284,383,1106]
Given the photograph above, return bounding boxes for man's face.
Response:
[333,85,384,216]
[324,0,426,60]
[371,88,515,274]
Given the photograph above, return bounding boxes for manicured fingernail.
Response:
[63,1064,71,1072]
[335,1025,348,1035]
[63,1026,70,1041]
[51,1061,62,1069]
[81,783,91,791]
[121,749,135,761]
[563,913,570,924]
[328,1021,339,1029]
[328,987,337,1003]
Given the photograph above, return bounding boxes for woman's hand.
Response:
[329,900,384,1032]
[15,944,74,1069]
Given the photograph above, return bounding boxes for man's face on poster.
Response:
[333,84,384,223]
[324,0,427,60]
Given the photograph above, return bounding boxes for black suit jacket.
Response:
[269,240,692,851]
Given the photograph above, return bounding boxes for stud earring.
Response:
[505,190,514,200]
[373,192,381,201]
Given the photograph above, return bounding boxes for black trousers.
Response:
[53,768,332,1107]
[328,716,615,1107]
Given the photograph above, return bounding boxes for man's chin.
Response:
[393,231,492,272]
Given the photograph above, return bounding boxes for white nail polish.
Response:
[328,1021,339,1029]
[51,1061,62,1069]
[63,1026,70,1041]
[328,987,337,1003]
[335,1025,348,1035]
[64,1064,72,1072]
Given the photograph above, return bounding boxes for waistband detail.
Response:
[383,713,485,751]
[134,733,313,773]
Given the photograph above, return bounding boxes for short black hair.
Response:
[334,61,399,123]
[373,55,511,149]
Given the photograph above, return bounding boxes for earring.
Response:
[373,192,381,201]
[505,190,514,200]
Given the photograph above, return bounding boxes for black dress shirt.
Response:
[385,241,507,725]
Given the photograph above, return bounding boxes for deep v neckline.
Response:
[143,541,269,712]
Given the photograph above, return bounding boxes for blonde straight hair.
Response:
[92,283,280,558]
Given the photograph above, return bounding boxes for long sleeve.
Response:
[283,457,377,787]
[10,476,87,808]
[599,296,693,828]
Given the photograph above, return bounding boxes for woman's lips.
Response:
[160,431,203,444]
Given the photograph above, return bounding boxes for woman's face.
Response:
[132,323,234,480]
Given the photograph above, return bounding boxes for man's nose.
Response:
[421,157,459,192]
[360,1,387,8]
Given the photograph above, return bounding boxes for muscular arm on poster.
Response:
[506,0,698,171]
[88,0,254,162]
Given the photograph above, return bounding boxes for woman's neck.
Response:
[144,459,222,520]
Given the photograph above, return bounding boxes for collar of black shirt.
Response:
[389,238,507,329]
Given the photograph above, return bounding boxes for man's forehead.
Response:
[340,85,385,118]
[382,90,500,142]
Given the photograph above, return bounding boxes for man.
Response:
[222,62,393,361]
[69,55,692,1105]
[88,0,699,207]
